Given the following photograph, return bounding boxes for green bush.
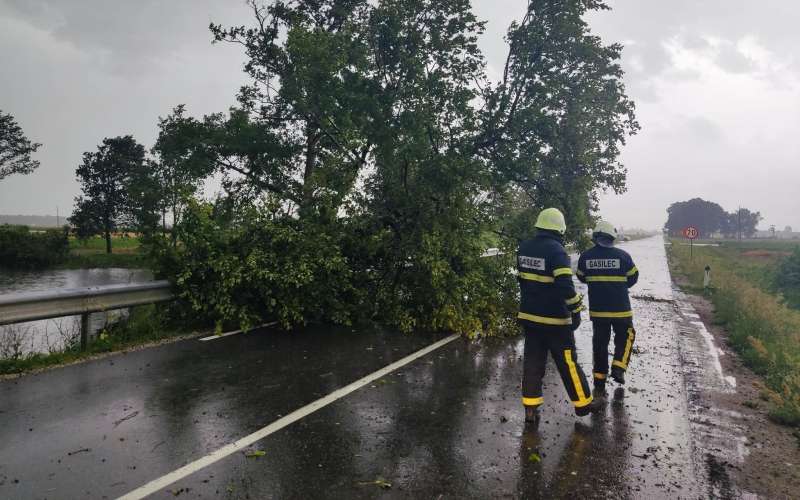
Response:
[0,225,69,269]
[776,248,800,308]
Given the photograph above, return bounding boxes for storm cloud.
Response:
[1,0,798,230]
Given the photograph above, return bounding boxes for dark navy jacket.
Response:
[517,231,583,327]
[576,244,638,320]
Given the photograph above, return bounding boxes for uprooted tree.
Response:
[154,0,638,335]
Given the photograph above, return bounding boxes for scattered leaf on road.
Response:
[357,478,392,489]
[528,452,541,463]
[244,450,266,458]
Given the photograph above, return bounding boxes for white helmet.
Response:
[593,220,617,239]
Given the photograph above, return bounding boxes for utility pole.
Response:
[56,206,60,227]
[737,206,742,241]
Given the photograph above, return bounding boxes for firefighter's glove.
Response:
[571,312,582,331]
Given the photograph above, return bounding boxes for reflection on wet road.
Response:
[0,236,706,499]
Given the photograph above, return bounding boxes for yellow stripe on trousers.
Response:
[564,349,593,407]
[613,327,635,370]
[522,396,544,406]
[589,310,633,318]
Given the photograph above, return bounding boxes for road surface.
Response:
[1,236,722,499]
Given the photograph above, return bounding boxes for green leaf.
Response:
[244,449,266,458]
[357,478,392,489]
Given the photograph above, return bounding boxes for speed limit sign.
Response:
[683,226,699,239]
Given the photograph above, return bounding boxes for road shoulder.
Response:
[676,286,800,499]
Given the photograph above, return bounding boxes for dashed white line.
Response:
[117,333,460,500]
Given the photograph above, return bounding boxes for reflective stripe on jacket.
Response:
[577,245,638,319]
[517,231,583,326]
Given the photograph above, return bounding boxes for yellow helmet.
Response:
[535,208,567,234]
[593,220,617,239]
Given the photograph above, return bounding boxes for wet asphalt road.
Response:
[0,236,706,499]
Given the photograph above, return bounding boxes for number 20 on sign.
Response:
[683,226,698,259]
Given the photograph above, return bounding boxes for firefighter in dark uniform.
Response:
[518,208,601,424]
[576,221,639,394]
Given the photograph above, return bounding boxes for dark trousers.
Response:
[522,324,593,408]
[591,319,636,381]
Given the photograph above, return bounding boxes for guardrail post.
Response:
[80,313,89,351]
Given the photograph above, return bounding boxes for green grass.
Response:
[674,238,800,309]
[668,240,800,427]
[0,305,199,376]
[69,235,142,252]
[59,235,149,269]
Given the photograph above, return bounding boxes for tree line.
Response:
[4,0,639,335]
[665,198,761,238]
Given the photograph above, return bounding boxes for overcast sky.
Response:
[1,1,798,230]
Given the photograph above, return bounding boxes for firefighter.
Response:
[518,208,601,424]
[576,221,639,394]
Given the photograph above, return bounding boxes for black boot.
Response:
[611,367,625,385]
[593,378,606,396]
[525,405,541,425]
[574,399,602,417]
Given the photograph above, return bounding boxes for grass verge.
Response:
[668,241,800,427]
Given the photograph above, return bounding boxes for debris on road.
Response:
[112,411,139,428]
[357,478,392,489]
[243,449,266,458]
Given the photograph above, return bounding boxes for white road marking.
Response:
[117,333,461,500]
[199,322,278,342]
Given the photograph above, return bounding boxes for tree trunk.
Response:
[171,202,179,248]
[105,228,112,254]
[300,123,320,216]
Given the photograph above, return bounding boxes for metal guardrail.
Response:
[0,281,173,349]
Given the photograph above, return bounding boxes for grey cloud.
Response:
[683,116,724,144]
[0,0,249,75]
[1,0,799,229]
[714,43,753,74]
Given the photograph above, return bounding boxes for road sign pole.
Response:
[690,237,693,260]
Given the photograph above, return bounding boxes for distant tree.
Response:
[733,208,761,238]
[70,136,146,253]
[0,110,41,181]
[665,198,727,238]
[719,212,736,238]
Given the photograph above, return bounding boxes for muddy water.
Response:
[0,268,153,356]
